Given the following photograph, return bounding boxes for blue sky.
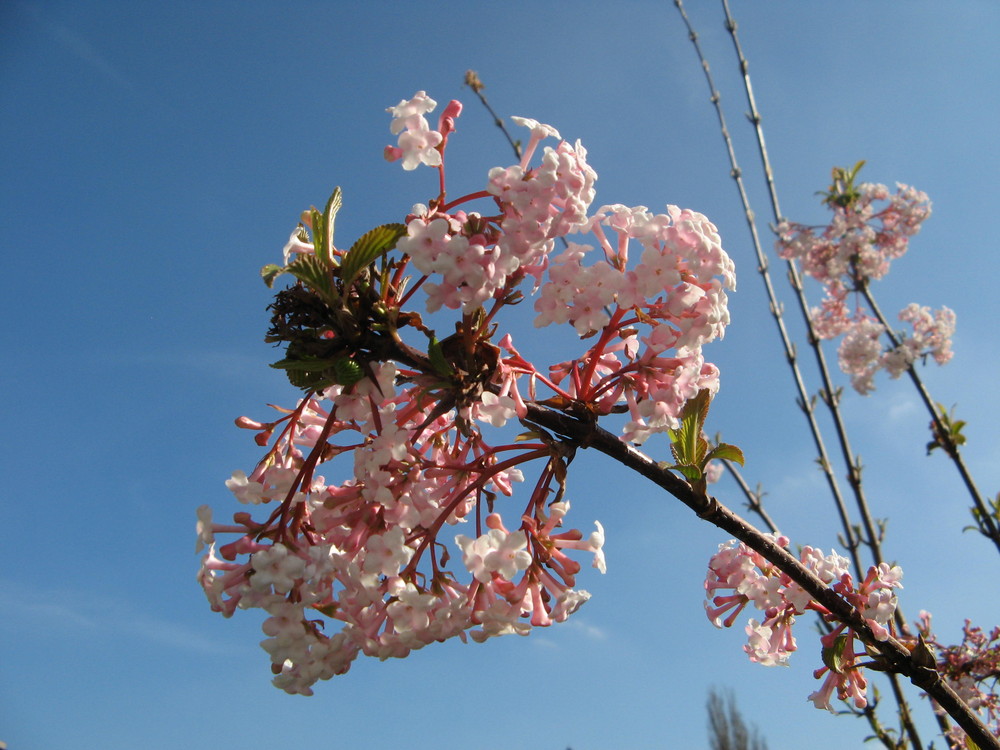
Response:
[3,2,999,748]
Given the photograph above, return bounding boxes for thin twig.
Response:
[716,3,928,745]
[859,282,1000,554]
[709,2,926,746]
[672,0,864,572]
[720,459,779,535]
[717,0,893,574]
[464,70,522,160]
[722,0,922,750]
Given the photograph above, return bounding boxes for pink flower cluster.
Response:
[384,91,445,170]
[704,536,903,712]
[389,93,735,443]
[198,362,606,694]
[534,202,734,443]
[393,108,597,313]
[776,182,930,284]
[918,612,1000,749]
[198,92,735,693]
[832,300,956,395]
[776,180,954,394]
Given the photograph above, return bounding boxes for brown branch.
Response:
[522,401,999,750]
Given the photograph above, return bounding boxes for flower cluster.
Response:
[777,181,930,284]
[918,612,1000,749]
[198,92,734,693]
[704,536,903,712]
[536,201,734,443]
[384,90,446,170]
[198,367,605,694]
[776,174,954,394]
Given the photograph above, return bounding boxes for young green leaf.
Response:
[821,634,849,674]
[668,388,712,466]
[261,263,285,288]
[673,464,703,482]
[285,254,340,306]
[309,207,326,260]
[269,356,342,372]
[705,442,745,466]
[333,358,364,387]
[322,187,343,261]
[340,223,407,290]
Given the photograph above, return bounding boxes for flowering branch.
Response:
[541,399,995,747]
[664,33,923,745]
[712,3,999,746]
[675,4,1000,747]
[195,86,998,749]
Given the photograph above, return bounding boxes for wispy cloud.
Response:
[885,392,919,424]
[16,2,132,90]
[564,619,608,641]
[531,618,608,651]
[48,21,137,94]
[133,347,276,383]
[16,1,165,109]
[0,579,231,655]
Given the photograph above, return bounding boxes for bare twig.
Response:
[859,282,1000,554]
[464,70,522,160]
[717,0,894,576]
[672,0,864,572]
[719,459,779,535]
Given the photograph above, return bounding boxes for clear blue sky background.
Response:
[3,2,998,749]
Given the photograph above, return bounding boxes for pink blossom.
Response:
[203,91,738,695]
[705,537,907,713]
[385,91,443,170]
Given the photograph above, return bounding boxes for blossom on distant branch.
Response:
[776,169,952,394]
[917,612,1000,749]
[704,537,903,713]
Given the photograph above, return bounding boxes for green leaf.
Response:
[340,223,407,290]
[284,367,329,391]
[285,254,340,306]
[309,187,343,268]
[822,634,849,674]
[323,187,343,253]
[672,464,703,482]
[705,442,745,466]
[308,207,325,259]
[269,356,342,372]
[668,388,712,466]
[261,263,285,288]
[269,355,364,391]
[427,336,454,378]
